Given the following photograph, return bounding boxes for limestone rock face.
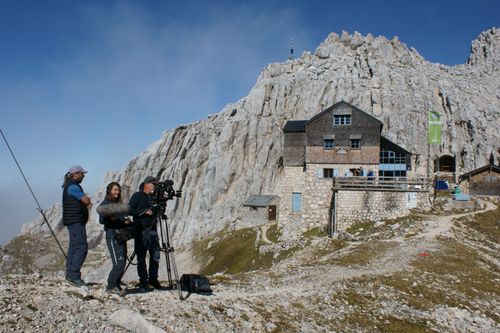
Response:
[14,28,500,250]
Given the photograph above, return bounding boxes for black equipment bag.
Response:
[180,274,212,294]
[113,225,136,243]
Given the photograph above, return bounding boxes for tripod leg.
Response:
[163,244,173,288]
[168,250,184,300]
[119,251,136,282]
[157,214,184,300]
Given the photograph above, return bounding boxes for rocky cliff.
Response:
[13,28,500,250]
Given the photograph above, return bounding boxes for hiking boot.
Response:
[106,287,126,296]
[138,285,152,293]
[148,280,163,290]
[65,277,86,288]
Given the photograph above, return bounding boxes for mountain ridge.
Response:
[7,27,500,253]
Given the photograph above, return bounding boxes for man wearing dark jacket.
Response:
[128,176,162,292]
[62,165,91,287]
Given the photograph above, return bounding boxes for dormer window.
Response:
[334,115,351,125]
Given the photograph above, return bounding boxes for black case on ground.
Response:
[180,274,212,294]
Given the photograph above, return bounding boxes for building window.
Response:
[323,168,334,178]
[351,138,361,149]
[334,115,351,125]
[292,192,302,212]
[379,148,407,178]
[324,139,335,149]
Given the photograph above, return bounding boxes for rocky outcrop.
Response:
[14,28,500,252]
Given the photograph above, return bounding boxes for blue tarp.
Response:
[435,180,448,190]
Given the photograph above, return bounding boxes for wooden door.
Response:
[268,205,277,221]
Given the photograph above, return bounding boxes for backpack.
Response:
[179,274,212,294]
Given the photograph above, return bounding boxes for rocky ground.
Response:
[1,197,499,333]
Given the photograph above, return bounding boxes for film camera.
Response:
[154,180,182,208]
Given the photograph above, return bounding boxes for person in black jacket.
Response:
[98,182,131,296]
[128,176,162,292]
[62,165,91,287]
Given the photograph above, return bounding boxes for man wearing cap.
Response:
[128,176,162,292]
[62,165,91,287]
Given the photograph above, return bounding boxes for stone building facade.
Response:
[278,164,429,233]
[278,101,428,233]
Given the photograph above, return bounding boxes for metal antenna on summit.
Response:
[289,38,294,60]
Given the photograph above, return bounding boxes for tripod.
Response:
[121,209,184,300]
[157,209,184,300]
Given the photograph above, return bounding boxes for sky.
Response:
[1,0,498,245]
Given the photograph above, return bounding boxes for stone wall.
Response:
[334,190,430,230]
[279,165,430,234]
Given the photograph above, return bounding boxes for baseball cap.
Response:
[143,176,158,184]
[68,165,88,174]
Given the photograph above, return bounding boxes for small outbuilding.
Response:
[459,163,500,196]
[240,195,280,228]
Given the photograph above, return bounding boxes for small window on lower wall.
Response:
[292,192,302,212]
[351,139,361,149]
[323,168,334,178]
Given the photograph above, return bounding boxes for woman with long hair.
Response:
[98,182,130,296]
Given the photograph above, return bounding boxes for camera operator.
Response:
[98,182,131,296]
[128,176,162,292]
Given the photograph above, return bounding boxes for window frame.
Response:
[333,115,352,125]
[323,139,335,150]
[323,168,334,178]
[292,192,302,213]
[350,138,361,149]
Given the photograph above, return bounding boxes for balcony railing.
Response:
[332,176,429,192]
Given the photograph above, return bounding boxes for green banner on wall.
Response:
[428,110,442,144]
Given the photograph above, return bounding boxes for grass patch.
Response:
[384,213,424,226]
[333,288,434,332]
[266,224,280,243]
[192,227,274,276]
[346,220,374,234]
[2,234,66,273]
[411,240,499,298]
[373,238,499,320]
[330,241,395,266]
[311,239,347,260]
[459,202,500,243]
[434,190,452,198]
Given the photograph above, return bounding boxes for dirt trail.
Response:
[418,199,496,240]
[216,199,498,300]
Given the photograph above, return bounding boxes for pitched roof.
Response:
[243,195,279,207]
[283,120,307,133]
[380,136,411,155]
[459,163,500,181]
[307,100,383,126]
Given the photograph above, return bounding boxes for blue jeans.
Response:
[65,223,88,280]
[135,226,160,286]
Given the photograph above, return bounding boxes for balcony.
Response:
[332,176,429,192]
